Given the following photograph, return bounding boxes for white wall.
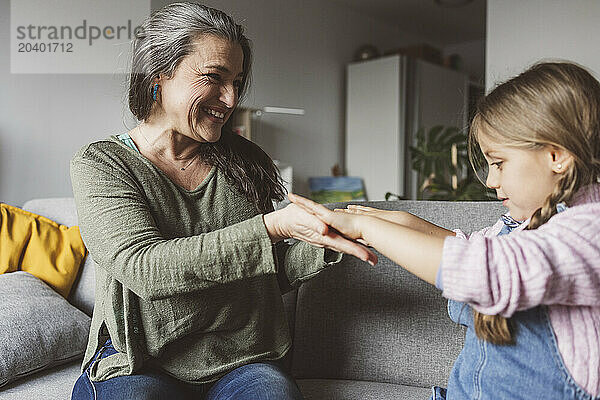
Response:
[154,0,424,195]
[0,0,137,206]
[1,0,424,205]
[486,0,600,91]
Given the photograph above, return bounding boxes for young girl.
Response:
[289,61,600,399]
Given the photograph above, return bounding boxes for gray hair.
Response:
[128,2,252,120]
[126,2,285,212]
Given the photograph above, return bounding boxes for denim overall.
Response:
[432,210,599,400]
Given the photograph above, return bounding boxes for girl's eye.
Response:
[491,161,503,169]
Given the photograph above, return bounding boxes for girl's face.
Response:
[478,133,563,221]
[156,35,244,143]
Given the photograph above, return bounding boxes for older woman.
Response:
[70,3,374,400]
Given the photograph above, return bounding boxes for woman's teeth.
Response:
[203,108,225,119]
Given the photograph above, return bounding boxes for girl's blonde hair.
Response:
[468,61,600,345]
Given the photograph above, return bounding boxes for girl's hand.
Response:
[336,205,408,225]
[263,202,377,265]
[287,193,369,243]
[290,194,446,286]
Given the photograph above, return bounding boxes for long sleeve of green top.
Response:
[70,136,340,384]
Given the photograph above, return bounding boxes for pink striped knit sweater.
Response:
[440,184,600,397]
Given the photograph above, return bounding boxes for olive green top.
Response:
[70,135,339,383]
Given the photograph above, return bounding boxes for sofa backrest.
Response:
[290,200,505,388]
[22,198,96,317]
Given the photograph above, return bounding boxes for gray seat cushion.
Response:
[297,378,432,400]
[0,360,81,400]
[22,198,97,316]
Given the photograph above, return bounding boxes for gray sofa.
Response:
[1,197,504,400]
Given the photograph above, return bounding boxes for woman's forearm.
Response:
[262,212,285,243]
[262,204,377,265]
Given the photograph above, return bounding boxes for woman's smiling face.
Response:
[156,34,244,143]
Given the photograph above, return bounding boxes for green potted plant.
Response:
[404,125,494,201]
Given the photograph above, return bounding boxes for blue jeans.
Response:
[72,340,303,400]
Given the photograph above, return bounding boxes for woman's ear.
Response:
[547,145,574,174]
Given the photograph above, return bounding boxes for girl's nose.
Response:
[486,170,500,189]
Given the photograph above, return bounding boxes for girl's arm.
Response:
[290,194,446,285]
[293,194,600,315]
[339,205,456,238]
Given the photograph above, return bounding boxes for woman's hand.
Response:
[263,202,377,266]
[287,193,372,244]
[336,205,408,225]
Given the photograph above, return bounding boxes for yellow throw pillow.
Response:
[0,203,87,298]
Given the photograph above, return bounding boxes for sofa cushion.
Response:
[0,271,90,388]
[0,203,87,298]
[0,360,81,400]
[292,255,465,388]
[22,198,97,316]
[291,200,504,388]
[296,378,431,400]
[330,200,504,235]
